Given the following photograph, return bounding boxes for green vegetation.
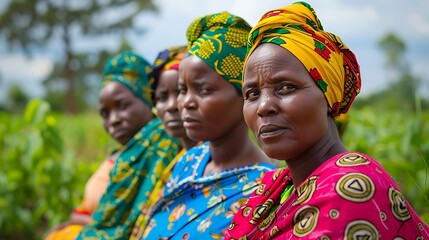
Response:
[0,100,116,239]
[0,99,428,239]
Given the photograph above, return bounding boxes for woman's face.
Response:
[154,69,187,138]
[243,43,329,160]
[178,55,243,142]
[99,81,153,145]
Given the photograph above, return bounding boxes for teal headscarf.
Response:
[186,12,252,92]
[101,51,153,107]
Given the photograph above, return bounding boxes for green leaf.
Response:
[24,99,50,126]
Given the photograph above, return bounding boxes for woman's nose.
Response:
[257,93,278,117]
[181,92,197,110]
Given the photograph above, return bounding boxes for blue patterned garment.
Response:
[136,142,275,239]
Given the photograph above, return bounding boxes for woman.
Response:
[131,46,200,235]
[225,2,429,239]
[150,46,198,151]
[45,51,173,240]
[69,51,180,240]
[132,12,276,240]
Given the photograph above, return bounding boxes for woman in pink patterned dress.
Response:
[224,2,429,239]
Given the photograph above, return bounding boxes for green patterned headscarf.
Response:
[186,11,251,92]
[101,51,153,107]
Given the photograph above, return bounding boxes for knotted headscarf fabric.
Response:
[101,51,153,107]
[150,46,187,97]
[246,1,361,117]
[186,11,252,92]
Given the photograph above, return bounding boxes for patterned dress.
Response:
[133,142,275,239]
[225,152,429,239]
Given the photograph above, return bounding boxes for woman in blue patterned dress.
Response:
[130,12,276,240]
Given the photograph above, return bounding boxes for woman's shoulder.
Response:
[171,142,210,172]
[310,152,399,189]
[316,152,390,177]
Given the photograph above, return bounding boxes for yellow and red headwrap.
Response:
[246,1,361,117]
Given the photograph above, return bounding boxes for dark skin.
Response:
[99,81,154,145]
[45,81,154,235]
[154,69,198,150]
[243,43,346,187]
[178,55,273,176]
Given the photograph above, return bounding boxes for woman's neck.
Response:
[286,119,347,187]
[204,121,271,175]
[180,136,199,150]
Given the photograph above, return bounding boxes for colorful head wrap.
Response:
[186,11,252,92]
[149,46,187,100]
[101,51,153,107]
[246,2,361,117]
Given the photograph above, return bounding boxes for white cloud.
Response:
[408,13,429,35]
[0,55,53,100]
[0,55,53,81]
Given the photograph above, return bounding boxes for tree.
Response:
[378,33,406,70]
[0,0,157,114]
[7,83,29,112]
[356,33,425,111]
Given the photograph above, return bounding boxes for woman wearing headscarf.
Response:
[67,51,180,240]
[130,46,201,235]
[131,12,276,240]
[225,2,429,239]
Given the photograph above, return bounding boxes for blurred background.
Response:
[0,0,428,239]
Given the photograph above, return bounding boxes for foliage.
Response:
[1,99,428,239]
[0,99,113,239]
[0,0,156,113]
[343,108,429,222]
[5,83,30,113]
[378,33,406,68]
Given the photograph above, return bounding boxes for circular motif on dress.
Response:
[227,222,235,231]
[242,206,252,217]
[393,237,405,240]
[251,199,274,224]
[255,183,265,195]
[293,176,318,206]
[269,225,280,238]
[258,211,276,231]
[344,220,378,239]
[293,205,319,237]
[419,223,424,231]
[336,153,369,167]
[335,173,375,202]
[388,187,411,221]
[329,209,340,219]
[380,212,387,222]
[320,235,330,240]
[273,169,282,181]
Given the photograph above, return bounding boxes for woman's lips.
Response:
[258,124,288,138]
[165,119,183,128]
[182,116,200,128]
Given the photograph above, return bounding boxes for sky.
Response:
[0,0,428,103]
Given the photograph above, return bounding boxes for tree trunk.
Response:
[63,22,76,114]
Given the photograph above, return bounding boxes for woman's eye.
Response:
[118,101,130,110]
[277,84,296,95]
[199,88,212,95]
[244,88,260,101]
[99,109,108,119]
[155,93,168,102]
[178,85,187,95]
